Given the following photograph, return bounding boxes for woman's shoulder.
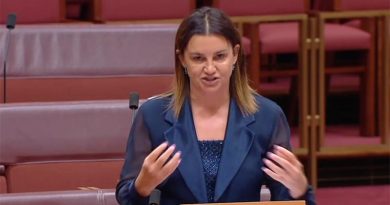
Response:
[138,95,171,114]
[250,94,289,135]
[253,94,285,116]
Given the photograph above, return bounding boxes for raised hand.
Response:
[262,145,308,199]
[135,142,182,197]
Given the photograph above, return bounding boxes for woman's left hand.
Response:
[262,145,308,199]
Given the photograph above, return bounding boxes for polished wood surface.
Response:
[183,200,306,205]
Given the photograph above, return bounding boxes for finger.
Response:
[263,158,297,189]
[263,157,286,177]
[262,167,284,184]
[269,150,305,188]
[161,151,182,176]
[145,142,169,162]
[275,145,297,161]
[155,144,176,168]
[275,145,302,168]
[267,151,295,172]
[263,165,306,197]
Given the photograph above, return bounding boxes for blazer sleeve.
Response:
[265,108,317,205]
[116,105,152,205]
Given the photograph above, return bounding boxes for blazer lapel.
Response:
[163,99,208,203]
[214,99,255,201]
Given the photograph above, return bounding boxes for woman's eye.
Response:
[192,56,204,62]
[215,53,227,61]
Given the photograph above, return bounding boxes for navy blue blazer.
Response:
[116,95,316,205]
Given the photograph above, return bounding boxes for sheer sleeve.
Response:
[264,108,292,200]
[264,108,316,205]
[115,105,152,205]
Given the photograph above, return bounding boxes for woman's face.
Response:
[180,34,239,95]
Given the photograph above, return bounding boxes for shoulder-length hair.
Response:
[164,7,258,117]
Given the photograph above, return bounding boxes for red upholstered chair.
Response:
[0,0,66,24]
[314,0,390,141]
[0,100,134,193]
[92,0,195,23]
[213,0,316,186]
[213,0,310,93]
[213,0,310,147]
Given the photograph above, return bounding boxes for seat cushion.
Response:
[324,23,371,51]
[329,74,360,93]
[343,19,362,29]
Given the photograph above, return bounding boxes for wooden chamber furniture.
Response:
[183,200,306,205]
[212,0,315,186]
[314,0,390,153]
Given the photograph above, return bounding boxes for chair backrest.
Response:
[0,24,177,102]
[335,0,390,11]
[0,189,117,205]
[0,100,140,192]
[0,0,65,24]
[1,24,177,77]
[314,0,390,11]
[94,0,195,22]
[213,0,308,16]
[312,0,334,11]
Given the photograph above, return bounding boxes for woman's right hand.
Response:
[134,142,181,197]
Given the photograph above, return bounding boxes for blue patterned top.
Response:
[198,140,224,202]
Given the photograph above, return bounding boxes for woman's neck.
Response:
[190,89,230,112]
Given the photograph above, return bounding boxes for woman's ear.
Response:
[177,49,186,68]
[233,44,240,64]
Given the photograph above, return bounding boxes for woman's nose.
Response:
[203,60,216,73]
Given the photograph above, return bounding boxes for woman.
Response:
[116,7,316,205]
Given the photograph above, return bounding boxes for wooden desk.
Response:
[184,201,306,205]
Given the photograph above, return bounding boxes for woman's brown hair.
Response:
[166,7,258,117]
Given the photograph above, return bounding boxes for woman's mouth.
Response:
[201,76,219,86]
